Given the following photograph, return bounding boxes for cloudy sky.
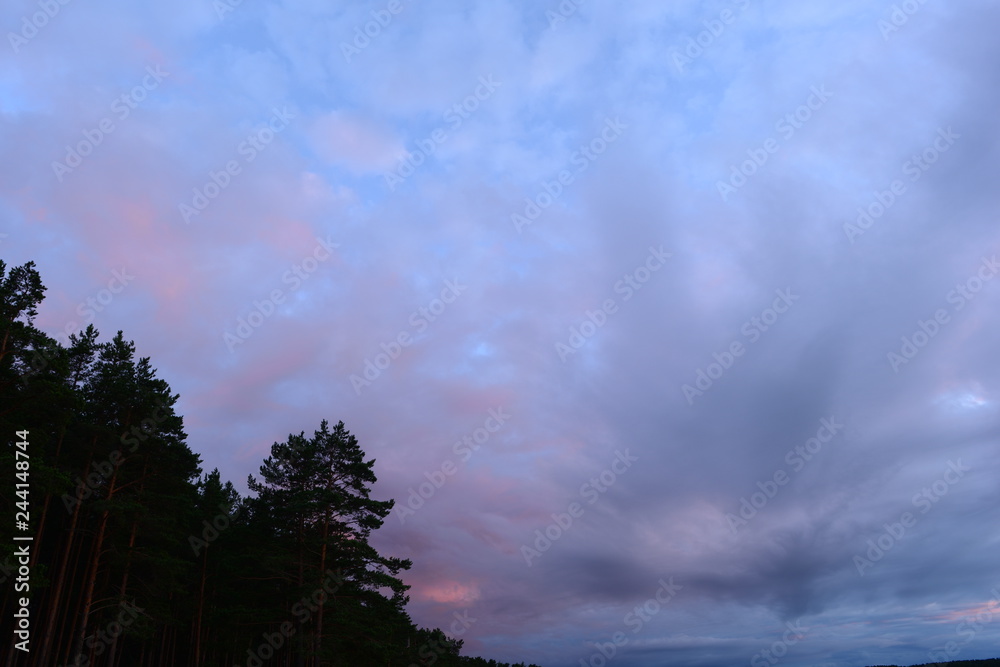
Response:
[3,0,1000,665]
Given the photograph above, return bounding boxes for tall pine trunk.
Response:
[315,515,329,667]
[106,517,140,666]
[192,542,209,666]
[35,453,92,667]
[70,463,119,660]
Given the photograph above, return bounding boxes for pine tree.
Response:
[1,259,546,667]
[247,419,412,665]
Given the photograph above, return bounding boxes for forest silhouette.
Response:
[1,259,540,666]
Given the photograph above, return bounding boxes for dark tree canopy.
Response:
[0,258,542,667]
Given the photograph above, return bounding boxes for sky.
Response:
[2,0,1000,665]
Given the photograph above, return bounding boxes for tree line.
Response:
[0,259,541,667]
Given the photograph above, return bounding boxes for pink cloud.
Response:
[413,580,482,605]
[309,111,402,173]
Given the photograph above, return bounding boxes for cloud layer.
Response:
[3,1,1000,665]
